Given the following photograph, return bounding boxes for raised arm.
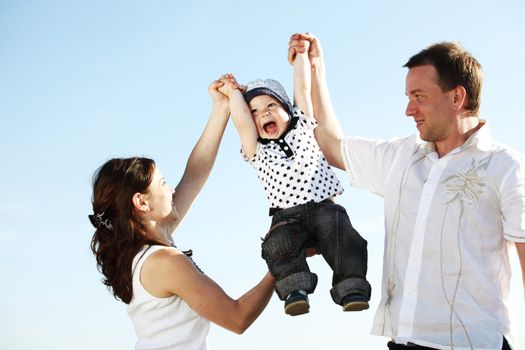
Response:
[142,248,276,334]
[171,79,230,230]
[293,42,314,118]
[517,242,525,297]
[289,33,345,169]
[219,73,258,158]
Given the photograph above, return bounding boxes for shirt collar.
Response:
[461,119,491,151]
[415,136,436,155]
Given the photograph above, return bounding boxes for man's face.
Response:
[405,65,457,143]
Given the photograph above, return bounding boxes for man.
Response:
[288,33,525,350]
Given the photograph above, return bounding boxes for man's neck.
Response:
[435,115,481,158]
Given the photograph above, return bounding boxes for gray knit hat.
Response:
[243,79,293,116]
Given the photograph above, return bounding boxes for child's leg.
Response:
[262,213,317,298]
[311,201,371,309]
[261,207,318,315]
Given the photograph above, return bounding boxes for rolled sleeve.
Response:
[341,135,419,197]
[500,151,525,242]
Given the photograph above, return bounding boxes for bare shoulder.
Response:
[141,246,198,298]
[144,246,191,272]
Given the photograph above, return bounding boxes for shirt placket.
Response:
[270,138,294,158]
[396,153,451,340]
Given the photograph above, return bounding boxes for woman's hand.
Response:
[208,78,229,111]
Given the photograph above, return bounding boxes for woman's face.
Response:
[143,166,177,222]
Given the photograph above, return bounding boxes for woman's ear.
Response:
[132,192,150,212]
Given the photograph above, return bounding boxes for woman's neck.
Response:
[144,221,173,246]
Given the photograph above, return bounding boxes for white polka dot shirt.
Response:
[242,107,344,210]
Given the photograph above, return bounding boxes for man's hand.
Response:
[288,32,323,65]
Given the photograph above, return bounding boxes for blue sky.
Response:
[1,1,524,349]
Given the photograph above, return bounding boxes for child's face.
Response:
[249,95,290,139]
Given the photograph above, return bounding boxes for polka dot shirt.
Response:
[242,107,344,210]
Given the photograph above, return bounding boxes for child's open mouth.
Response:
[263,121,278,135]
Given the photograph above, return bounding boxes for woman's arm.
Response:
[171,80,230,230]
[142,248,275,334]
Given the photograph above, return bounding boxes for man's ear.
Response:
[132,192,149,212]
[452,86,468,111]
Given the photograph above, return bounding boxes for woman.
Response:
[89,78,275,350]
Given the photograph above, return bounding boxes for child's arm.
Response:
[293,41,314,119]
[219,74,258,158]
[170,79,230,232]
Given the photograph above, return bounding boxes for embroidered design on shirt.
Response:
[444,157,489,206]
[439,154,493,348]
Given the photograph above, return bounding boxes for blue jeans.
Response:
[261,199,371,305]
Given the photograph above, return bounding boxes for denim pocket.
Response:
[261,216,304,264]
[263,217,300,241]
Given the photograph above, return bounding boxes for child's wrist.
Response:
[229,88,243,98]
[219,86,233,96]
[294,52,309,64]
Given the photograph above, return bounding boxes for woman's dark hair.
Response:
[90,157,167,304]
[404,41,483,117]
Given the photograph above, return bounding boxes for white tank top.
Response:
[127,245,210,350]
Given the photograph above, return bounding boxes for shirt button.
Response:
[284,146,289,150]
[279,139,283,143]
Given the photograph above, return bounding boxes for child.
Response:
[218,44,371,316]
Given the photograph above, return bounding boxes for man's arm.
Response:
[289,33,345,169]
[517,242,525,296]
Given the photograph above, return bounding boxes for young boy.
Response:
[218,44,371,316]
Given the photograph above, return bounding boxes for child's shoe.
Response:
[284,290,309,316]
[342,293,369,312]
